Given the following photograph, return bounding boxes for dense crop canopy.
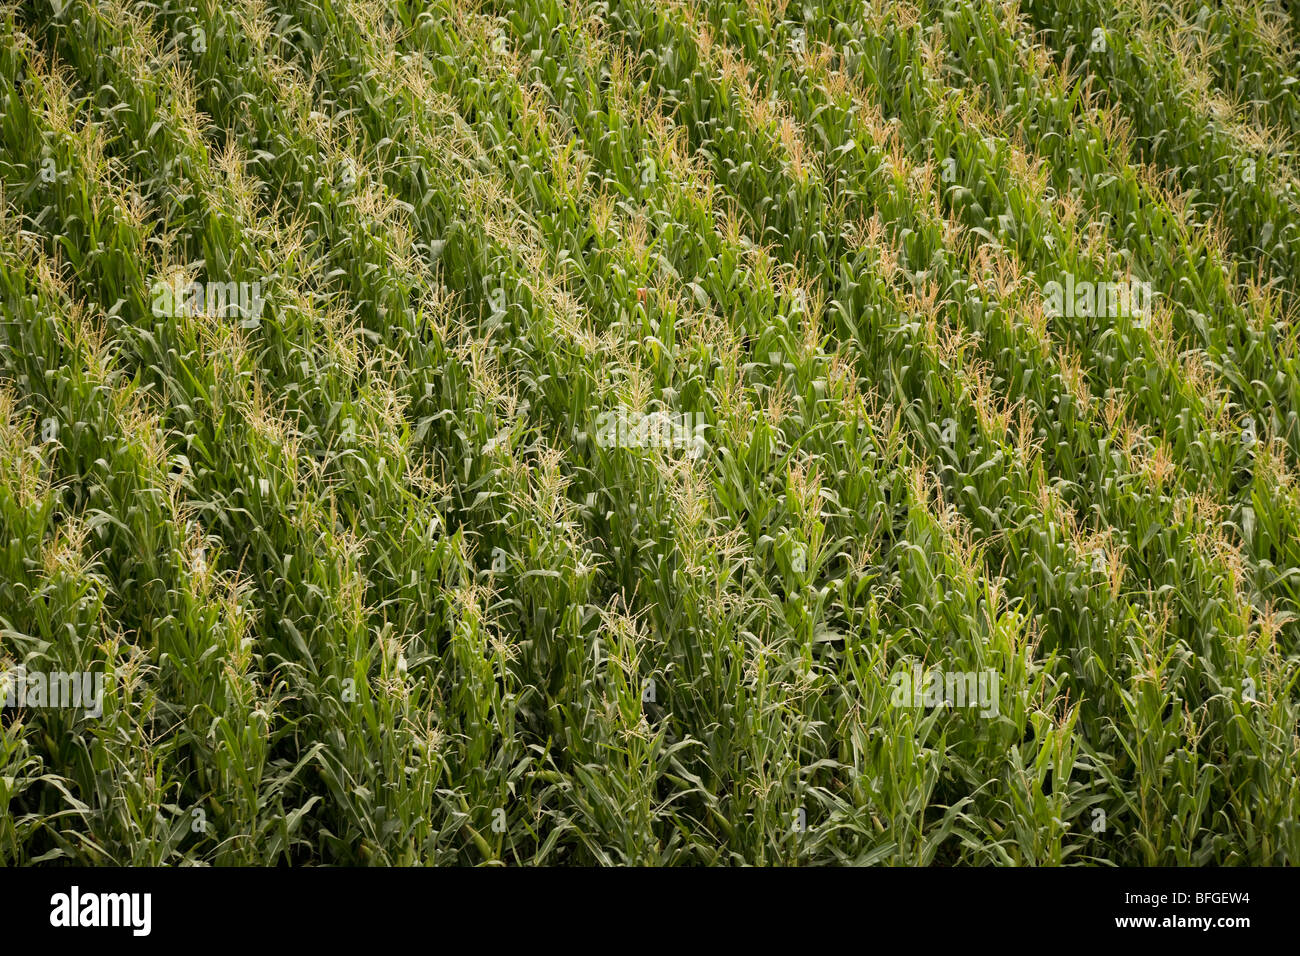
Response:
[0,0,1297,865]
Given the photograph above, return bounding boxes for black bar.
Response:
[0,866,1285,945]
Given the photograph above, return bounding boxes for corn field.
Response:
[0,0,1297,866]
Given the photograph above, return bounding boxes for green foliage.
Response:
[0,0,1297,865]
